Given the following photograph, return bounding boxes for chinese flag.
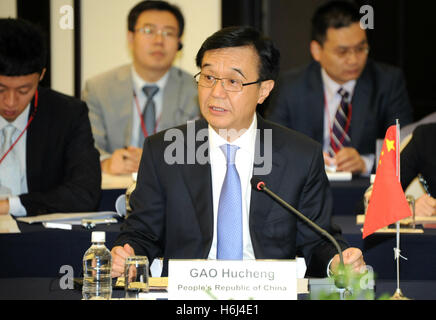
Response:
[362,125,412,238]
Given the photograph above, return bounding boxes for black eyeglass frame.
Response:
[194,72,263,92]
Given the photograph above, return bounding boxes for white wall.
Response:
[50,0,74,95]
[1,1,220,96]
[81,0,221,91]
[0,0,17,18]
[0,0,73,95]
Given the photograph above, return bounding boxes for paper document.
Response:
[356,214,436,225]
[17,211,118,225]
[0,214,21,233]
[43,222,73,230]
[326,171,352,181]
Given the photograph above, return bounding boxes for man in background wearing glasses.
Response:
[83,1,199,175]
[267,0,413,175]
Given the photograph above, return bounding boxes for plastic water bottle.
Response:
[82,231,112,300]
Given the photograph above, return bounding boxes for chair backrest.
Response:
[400,112,436,198]
[400,111,436,141]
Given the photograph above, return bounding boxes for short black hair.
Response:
[0,18,47,76]
[128,0,185,37]
[196,26,280,82]
[312,0,362,45]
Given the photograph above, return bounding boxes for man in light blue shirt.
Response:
[0,18,100,217]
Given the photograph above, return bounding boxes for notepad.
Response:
[326,171,352,181]
[101,173,135,189]
[0,214,21,233]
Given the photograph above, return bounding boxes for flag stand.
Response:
[362,120,414,299]
[389,222,409,300]
[389,120,410,300]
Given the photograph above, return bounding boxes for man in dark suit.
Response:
[0,18,101,216]
[111,26,365,278]
[401,123,436,216]
[267,1,413,174]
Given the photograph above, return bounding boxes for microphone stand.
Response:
[254,180,348,290]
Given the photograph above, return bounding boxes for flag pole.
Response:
[390,119,409,300]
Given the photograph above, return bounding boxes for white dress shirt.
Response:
[0,104,30,217]
[131,66,169,147]
[207,114,257,260]
[321,69,374,175]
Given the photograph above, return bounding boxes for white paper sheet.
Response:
[326,171,352,181]
[16,211,118,224]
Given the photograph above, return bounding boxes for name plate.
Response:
[168,260,297,300]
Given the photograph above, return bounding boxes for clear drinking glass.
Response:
[124,256,149,299]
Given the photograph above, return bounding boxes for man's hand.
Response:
[335,147,366,174]
[101,146,142,175]
[0,199,10,215]
[111,243,135,278]
[330,247,366,274]
[415,194,436,217]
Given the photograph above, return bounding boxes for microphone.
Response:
[250,177,347,288]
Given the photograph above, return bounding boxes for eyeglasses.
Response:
[194,72,262,92]
[332,45,370,59]
[134,25,178,39]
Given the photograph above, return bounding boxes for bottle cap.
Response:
[91,231,105,243]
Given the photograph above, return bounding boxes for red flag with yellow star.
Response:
[362,125,412,238]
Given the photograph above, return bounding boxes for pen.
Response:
[123,146,128,161]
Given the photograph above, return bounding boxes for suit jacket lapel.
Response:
[306,63,325,144]
[179,116,288,258]
[351,65,372,149]
[26,89,47,191]
[160,67,181,130]
[249,115,287,257]
[116,66,134,148]
[180,119,214,257]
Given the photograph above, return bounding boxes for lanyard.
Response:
[0,89,38,165]
[324,91,352,154]
[133,90,161,138]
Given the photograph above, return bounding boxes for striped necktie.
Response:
[329,87,352,156]
[217,144,243,260]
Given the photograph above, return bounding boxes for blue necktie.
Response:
[0,125,21,196]
[217,144,243,260]
[138,85,159,147]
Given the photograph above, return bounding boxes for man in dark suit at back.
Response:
[111,26,365,278]
[401,123,436,217]
[0,18,101,216]
[267,0,413,175]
